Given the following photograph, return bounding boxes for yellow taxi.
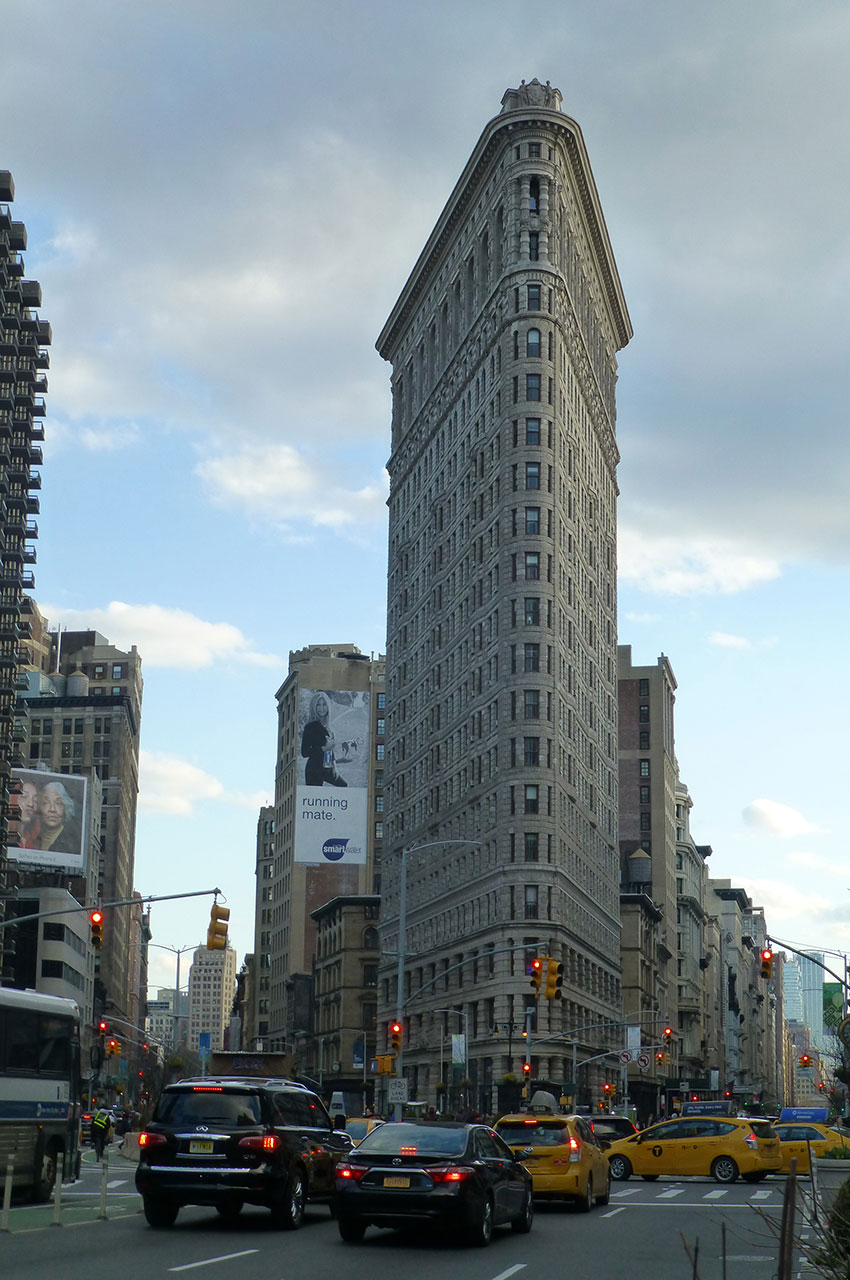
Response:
[772,1122,850,1173]
[494,1110,611,1211]
[344,1116,384,1146]
[605,1115,782,1184]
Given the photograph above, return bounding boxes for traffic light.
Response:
[655,1051,664,1064]
[522,1061,531,1077]
[760,948,773,980]
[389,1020,402,1056]
[663,1026,673,1044]
[90,909,104,949]
[207,902,230,950]
[603,1082,611,1097]
[800,1053,812,1068]
[97,1019,108,1035]
[106,1038,121,1057]
[528,957,543,997]
[544,958,564,1000]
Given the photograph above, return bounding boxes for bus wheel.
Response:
[33,1147,58,1203]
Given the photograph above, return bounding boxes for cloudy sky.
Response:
[3,0,849,996]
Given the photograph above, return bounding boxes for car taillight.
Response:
[429,1165,476,1183]
[336,1162,367,1181]
[745,1132,758,1150]
[569,1136,581,1163]
[238,1134,279,1152]
[138,1132,167,1148]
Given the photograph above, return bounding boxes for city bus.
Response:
[0,987,82,1202]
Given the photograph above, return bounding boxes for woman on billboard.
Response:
[301,692,348,787]
[37,781,80,853]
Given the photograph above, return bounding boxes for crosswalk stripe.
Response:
[705,1189,729,1198]
[658,1188,685,1198]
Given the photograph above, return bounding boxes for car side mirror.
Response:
[520,1146,535,1157]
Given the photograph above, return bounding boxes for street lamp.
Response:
[435,1007,468,1107]
[393,840,482,1120]
[146,942,195,1055]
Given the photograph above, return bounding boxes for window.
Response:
[529,177,539,213]
[524,784,539,813]
[363,963,378,987]
[638,679,649,696]
[376,718,385,735]
[526,328,541,358]
[523,643,540,672]
[640,813,651,831]
[524,552,539,580]
[526,374,541,401]
[523,737,539,766]
[528,232,539,261]
[640,759,650,777]
[638,705,650,722]
[523,598,540,625]
[377,692,386,710]
[93,665,105,679]
[529,142,541,158]
[639,731,650,749]
[375,821,383,840]
[112,664,124,680]
[524,689,540,719]
[524,885,539,918]
[527,285,540,310]
[525,418,540,445]
[524,832,539,862]
[525,462,540,489]
[62,719,72,735]
[639,785,650,804]
[525,507,540,535]
[376,744,385,761]
[375,795,384,813]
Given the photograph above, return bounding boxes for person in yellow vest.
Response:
[91,1108,113,1160]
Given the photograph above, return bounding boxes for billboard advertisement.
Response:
[295,688,370,865]
[7,768,89,876]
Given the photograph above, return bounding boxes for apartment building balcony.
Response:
[31,400,45,418]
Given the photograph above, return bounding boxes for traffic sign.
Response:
[198,1032,211,1061]
[636,1053,650,1069]
[146,1000,171,1012]
[619,1050,633,1064]
[387,1078,409,1104]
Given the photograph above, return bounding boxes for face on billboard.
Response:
[296,689,370,864]
[8,768,89,875]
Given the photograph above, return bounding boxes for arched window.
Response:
[527,328,541,358]
[529,177,540,213]
[363,926,379,950]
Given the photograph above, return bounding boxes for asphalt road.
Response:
[1,1165,818,1280]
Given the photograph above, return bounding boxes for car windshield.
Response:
[498,1120,569,1146]
[356,1123,468,1157]
[749,1121,777,1138]
[346,1120,370,1141]
[154,1089,263,1127]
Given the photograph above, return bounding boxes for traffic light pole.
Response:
[0,887,225,930]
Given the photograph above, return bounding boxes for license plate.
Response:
[383,1175,410,1188]
[189,1140,214,1155]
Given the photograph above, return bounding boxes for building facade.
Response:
[20,625,143,1022]
[311,893,381,1096]
[260,644,385,1058]
[187,944,237,1055]
[376,81,632,1110]
[0,173,49,983]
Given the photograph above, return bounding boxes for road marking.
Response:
[658,1188,685,1198]
[169,1251,259,1272]
[107,1180,127,1188]
[601,1206,626,1218]
[490,1267,526,1280]
[705,1189,729,1198]
[751,1190,773,1199]
[722,1257,771,1262]
[612,1187,642,1196]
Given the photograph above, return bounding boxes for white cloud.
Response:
[619,527,782,596]
[786,851,849,879]
[42,602,280,670]
[196,443,389,533]
[742,799,826,839]
[46,418,141,453]
[733,876,835,927]
[139,750,272,817]
[708,632,753,650]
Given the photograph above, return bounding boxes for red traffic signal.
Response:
[760,948,773,980]
[390,1021,402,1055]
[663,1026,673,1042]
[90,910,104,949]
[97,1019,108,1034]
[528,957,543,997]
[522,1061,531,1075]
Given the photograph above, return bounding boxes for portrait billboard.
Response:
[295,688,370,865]
[7,768,89,876]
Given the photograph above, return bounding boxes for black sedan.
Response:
[334,1120,534,1246]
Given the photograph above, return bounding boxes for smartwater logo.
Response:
[322,838,364,862]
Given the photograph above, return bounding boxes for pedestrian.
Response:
[91,1107,112,1160]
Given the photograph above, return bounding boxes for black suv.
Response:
[135,1077,352,1229]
